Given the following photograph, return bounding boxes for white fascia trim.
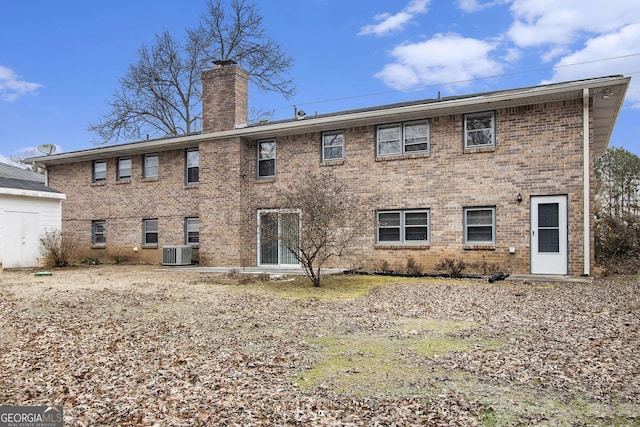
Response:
[0,187,66,200]
[26,76,628,165]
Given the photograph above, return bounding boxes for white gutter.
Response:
[0,187,66,200]
[583,88,590,276]
[25,76,628,166]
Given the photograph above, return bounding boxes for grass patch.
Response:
[234,274,422,300]
[294,317,500,397]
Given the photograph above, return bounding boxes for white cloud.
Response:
[359,0,430,36]
[544,24,640,108]
[456,0,509,13]
[508,0,640,49]
[375,33,503,91]
[0,65,42,102]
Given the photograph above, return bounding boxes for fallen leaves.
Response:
[0,266,638,425]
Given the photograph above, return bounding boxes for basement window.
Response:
[376,209,430,244]
[92,220,106,247]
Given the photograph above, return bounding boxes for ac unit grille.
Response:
[162,245,192,266]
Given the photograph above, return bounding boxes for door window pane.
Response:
[538,203,560,252]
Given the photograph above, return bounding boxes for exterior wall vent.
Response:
[162,245,192,266]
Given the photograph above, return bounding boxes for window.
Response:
[117,157,131,180]
[185,217,199,245]
[322,131,344,161]
[464,207,496,244]
[377,121,429,157]
[142,219,158,246]
[376,209,430,244]
[144,154,158,178]
[92,220,106,246]
[464,112,495,149]
[93,160,106,183]
[258,140,276,177]
[186,148,199,184]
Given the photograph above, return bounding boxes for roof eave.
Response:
[25,76,630,166]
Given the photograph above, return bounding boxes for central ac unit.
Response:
[162,245,192,266]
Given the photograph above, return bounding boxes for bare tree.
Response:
[89,0,294,144]
[271,171,369,287]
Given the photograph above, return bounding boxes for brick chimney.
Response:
[201,59,249,133]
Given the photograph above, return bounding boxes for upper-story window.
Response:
[463,206,496,245]
[376,209,430,244]
[258,140,276,177]
[376,120,429,157]
[464,111,495,149]
[144,153,158,178]
[93,160,106,183]
[186,148,199,184]
[322,131,344,162]
[117,157,131,181]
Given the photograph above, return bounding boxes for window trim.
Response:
[463,206,496,245]
[376,209,430,245]
[321,130,345,162]
[186,148,199,184]
[464,111,495,149]
[143,153,159,179]
[257,140,276,178]
[92,220,106,247]
[142,218,159,247]
[185,217,199,246]
[93,160,106,183]
[376,120,430,157]
[117,157,132,181]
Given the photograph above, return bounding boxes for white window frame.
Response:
[322,130,345,162]
[92,220,106,246]
[144,153,158,178]
[464,111,495,149]
[463,206,496,245]
[376,120,430,157]
[185,217,199,246]
[142,218,159,246]
[376,209,430,244]
[186,148,199,184]
[258,140,276,178]
[117,157,131,181]
[93,160,106,183]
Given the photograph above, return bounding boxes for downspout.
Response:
[583,88,590,276]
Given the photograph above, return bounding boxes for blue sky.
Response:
[1,0,639,165]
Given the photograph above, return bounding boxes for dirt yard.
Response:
[0,265,638,426]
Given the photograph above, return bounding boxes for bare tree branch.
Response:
[89,0,294,145]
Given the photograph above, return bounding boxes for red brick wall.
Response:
[49,98,595,275]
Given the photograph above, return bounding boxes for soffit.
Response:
[26,76,630,165]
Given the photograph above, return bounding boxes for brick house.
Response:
[27,61,629,276]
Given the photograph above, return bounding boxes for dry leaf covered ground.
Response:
[0,265,639,426]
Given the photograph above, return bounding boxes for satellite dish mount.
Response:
[37,144,56,155]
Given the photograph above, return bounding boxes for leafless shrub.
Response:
[406,256,423,275]
[436,258,466,277]
[40,230,78,267]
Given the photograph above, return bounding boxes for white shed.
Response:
[0,163,66,268]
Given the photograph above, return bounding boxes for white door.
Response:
[531,196,567,275]
[257,210,300,267]
[3,211,41,268]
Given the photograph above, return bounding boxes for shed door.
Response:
[3,211,40,268]
[531,196,567,275]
